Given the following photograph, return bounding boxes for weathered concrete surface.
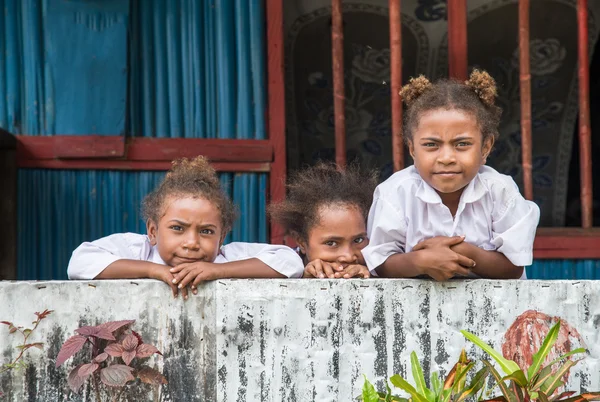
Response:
[1,279,599,401]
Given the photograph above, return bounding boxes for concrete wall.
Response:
[0,279,598,401]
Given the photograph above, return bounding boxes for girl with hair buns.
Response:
[362,70,540,280]
[67,156,304,298]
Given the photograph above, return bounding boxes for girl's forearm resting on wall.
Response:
[451,242,523,279]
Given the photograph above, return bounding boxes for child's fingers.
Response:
[176,271,198,289]
[444,235,466,247]
[169,263,191,274]
[169,282,179,298]
[303,265,317,278]
[310,261,326,278]
[342,265,371,279]
[455,253,476,269]
[180,284,189,300]
[322,262,336,278]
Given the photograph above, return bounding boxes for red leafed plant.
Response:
[0,309,53,398]
[55,319,167,401]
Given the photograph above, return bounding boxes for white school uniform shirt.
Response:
[67,233,304,280]
[362,165,540,279]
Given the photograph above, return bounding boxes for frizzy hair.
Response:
[399,69,502,144]
[268,162,378,242]
[142,156,237,233]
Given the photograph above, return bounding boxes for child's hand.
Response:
[412,235,465,251]
[170,262,221,296]
[411,237,476,281]
[303,259,344,278]
[148,265,181,298]
[333,264,371,279]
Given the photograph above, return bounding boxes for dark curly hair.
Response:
[400,69,502,145]
[142,156,237,234]
[269,162,378,242]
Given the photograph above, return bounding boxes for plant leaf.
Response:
[0,321,12,326]
[531,366,554,391]
[93,353,108,363]
[546,349,586,369]
[100,364,135,387]
[481,398,509,402]
[137,366,168,386]
[528,320,561,380]
[541,360,575,396]
[551,391,576,401]
[509,380,525,402]
[75,325,116,341]
[482,360,517,402]
[461,330,521,375]
[362,375,380,402]
[502,370,528,388]
[122,350,136,366]
[67,364,86,393]
[455,366,490,402]
[105,343,124,357]
[389,375,429,402]
[122,334,139,351]
[410,351,428,398]
[452,362,475,393]
[55,335,87,367]
[34,310,53,320]
[100,320,135,333]
[537,391,550,402]
[78,362,99,377]
[431,371,442,398]
[558,393,600,402]
[443,360,462,393]
[137,343,162,358]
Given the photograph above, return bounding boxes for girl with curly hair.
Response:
[68,156,303,298]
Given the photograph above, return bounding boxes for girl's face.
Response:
[299,203,368,267]
[146,196,224,267]
[408,108,493,204]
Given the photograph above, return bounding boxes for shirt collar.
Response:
[415,171,486,205]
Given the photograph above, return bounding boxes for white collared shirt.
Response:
[67,233,304,280]
[362,165,540,278]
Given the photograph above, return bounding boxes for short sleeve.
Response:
[218,242,304,278]
[490,184,540,267]
[362,192,408,272]
[67,233,151,280]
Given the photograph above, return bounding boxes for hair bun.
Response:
[465,69,497,107]
[400,75,433,106]
[167,156,219,188]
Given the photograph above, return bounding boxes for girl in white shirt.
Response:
[362,70,540,280]
[269,163,377,279]
[68,156,304,298]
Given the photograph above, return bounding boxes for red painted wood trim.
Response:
[389,0,404,171]
[16,136,273,163]
[126,138,272,162]
[533,228,600,259]
[17,159,270,172]
[53,135,125,158]
[266,0,287,244]
[577,0,594,228]
[518,0,534,201]
[447,0,468,80]
[332,0,347,168]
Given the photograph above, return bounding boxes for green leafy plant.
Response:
[461,321,600,402]
[0,309,53,398]
[362,350,489,402]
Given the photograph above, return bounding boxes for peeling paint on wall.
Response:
[0,279,598,401]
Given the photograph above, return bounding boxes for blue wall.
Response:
[0,0,268,279]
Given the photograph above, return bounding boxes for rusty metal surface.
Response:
[331,0,347,168]
[577,0,594,228]
[389,0,404,172]
[1,279,598,401]
[519,0,534,201]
